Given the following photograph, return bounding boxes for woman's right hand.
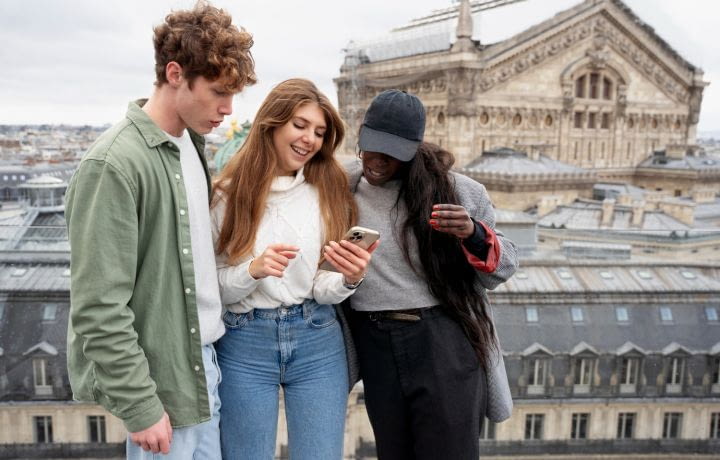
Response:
[248,244,300,279]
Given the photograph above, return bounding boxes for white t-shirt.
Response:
[164,130,224,345]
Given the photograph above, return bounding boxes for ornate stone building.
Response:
[335,0,709,187]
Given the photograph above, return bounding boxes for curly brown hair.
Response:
[153,0,256,91]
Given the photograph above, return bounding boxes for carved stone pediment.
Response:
[479,10,691,105]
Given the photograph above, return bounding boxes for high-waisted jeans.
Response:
[216,299,348,460]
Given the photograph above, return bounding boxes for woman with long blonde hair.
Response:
[211,78,376,459]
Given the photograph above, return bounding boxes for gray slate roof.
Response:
[537,200,692,232]
[638,153,720,172]
[494,264,720,294]
[463,150,588,175]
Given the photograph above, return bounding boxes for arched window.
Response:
[571,69,618,131]
[575,71,616,101]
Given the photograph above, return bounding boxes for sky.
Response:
[1,0,718,133]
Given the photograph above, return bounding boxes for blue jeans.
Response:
[217,300,348,460]
[126,344,222,459]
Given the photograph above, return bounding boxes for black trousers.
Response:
[350,306,486,460]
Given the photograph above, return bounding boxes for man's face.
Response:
[175,76,236,135]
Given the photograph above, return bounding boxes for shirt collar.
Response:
[125,99,205,152]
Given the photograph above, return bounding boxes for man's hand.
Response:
[129,412,173,454]
[248,244,300,279]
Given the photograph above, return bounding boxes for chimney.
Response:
[665,144,687,160]
[601,198,615,227]
[538,195,562,217]
[451,0,476,53]
[659,200,695,226]
[692,188,716,204]
[631,200,645,227]
[617,193,632,207]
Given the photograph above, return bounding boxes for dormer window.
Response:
[665,356,685,393]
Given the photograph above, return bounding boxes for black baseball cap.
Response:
[358,90,425,162]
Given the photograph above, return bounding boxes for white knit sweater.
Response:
[210,169,354,313]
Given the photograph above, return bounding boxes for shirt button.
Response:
[194,365,200,372]
[180,209,186,216]
[183,248,189,255]
[175,174,181,180]
[185,288,191,294]
[190,328,196,334]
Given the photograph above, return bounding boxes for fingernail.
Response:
[431,212,438,217]
[429,220,437,225]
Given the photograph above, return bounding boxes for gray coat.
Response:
[344,162,518,422]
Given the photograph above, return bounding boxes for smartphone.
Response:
[319,226,380,272]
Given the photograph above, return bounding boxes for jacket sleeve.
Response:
[210,198,260,305]
[457,176,519,290]
[66,159,164,432]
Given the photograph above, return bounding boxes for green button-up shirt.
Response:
[65,100,211,432]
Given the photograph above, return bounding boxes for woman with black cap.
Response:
[346,89,519,459]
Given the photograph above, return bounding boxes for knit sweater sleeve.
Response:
[313,269,356,305]
[452,172,519,290]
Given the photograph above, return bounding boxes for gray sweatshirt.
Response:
[347,163,518,312]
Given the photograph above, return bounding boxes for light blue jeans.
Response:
[126,344,221,459]
[216,300,348,460]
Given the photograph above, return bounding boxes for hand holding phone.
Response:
[319,226,380,281]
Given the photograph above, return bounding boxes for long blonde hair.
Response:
[213,78,357,264]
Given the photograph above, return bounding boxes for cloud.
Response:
[0,0,717,131]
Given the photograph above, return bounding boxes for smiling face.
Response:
[361,150,405,186]
[175,75,235,135]
[273,102,327,176]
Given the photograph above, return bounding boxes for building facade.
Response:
[335,0,708,186]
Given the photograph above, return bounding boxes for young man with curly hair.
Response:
[65,2,256,457]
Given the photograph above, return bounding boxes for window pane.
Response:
[571,413,589,439]
[660,307,673,322]
[711,413,720,439]
[588,112,596,129]
[43,304,57,321]
[481,418,496,440]
[706,307,719,321]
[666,358,684,384]
[88,415,107,443]
[526,307,538,322]
[575,358,593,385]
[663,412,682,439]
[590,73,600,98]
[525,414,544,439]
[617,413,635,439]
[574,112,583,128]
[575,75,586,98]
[603,77,613,99]
[33,359,46,386]
[601,113,610,129]
[616,307,629,322]
[529,359,546,385]
[621,358,638,384]
[34,416,53,443]
[571,307,584,322]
